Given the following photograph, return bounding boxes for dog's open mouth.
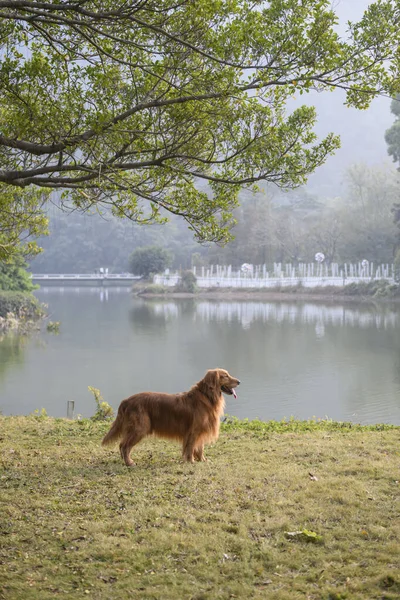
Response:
[221,385,237,399]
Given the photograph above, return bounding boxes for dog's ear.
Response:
[204,369,220,389]
[199,369,220,402]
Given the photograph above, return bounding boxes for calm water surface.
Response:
[1,287,399,424]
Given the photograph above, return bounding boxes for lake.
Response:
[1,287,399,424]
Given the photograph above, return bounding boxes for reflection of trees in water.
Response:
[395,357,400,386]
[129,299,400,333]
[343,324,400,422]
[0,334,26,381]
[129,302,170,332]
[195,301,400,330]
[176,299,197,317]
[390,330,400,387]
[130,299,198,333]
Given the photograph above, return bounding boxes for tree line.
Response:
[26,160,398,275]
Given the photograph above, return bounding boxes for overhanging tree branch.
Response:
[1,0,400,257]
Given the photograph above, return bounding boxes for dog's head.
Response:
[202,368,240,399]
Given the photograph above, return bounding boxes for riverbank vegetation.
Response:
[133,279,400,301]
[0,292,44,333]
[0,255,44,332]
[0,416,399,600]
[0,255,37,293]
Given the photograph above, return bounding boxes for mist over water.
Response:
[0,288,399,425]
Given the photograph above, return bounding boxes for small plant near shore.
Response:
[46,320,60,333]
[31,407,48,420]
[88,386,114,421]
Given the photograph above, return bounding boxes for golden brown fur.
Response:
[102,368,240,466]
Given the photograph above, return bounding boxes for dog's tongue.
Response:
[232,389,237,399]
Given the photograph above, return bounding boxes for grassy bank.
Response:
[1,416,399,600]
[133,280,400,302]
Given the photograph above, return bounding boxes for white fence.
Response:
[31,273,139,280]
[154,262,395,289]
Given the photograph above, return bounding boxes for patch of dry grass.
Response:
[0,416,399,599]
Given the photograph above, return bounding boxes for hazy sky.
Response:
[300,0,395,196]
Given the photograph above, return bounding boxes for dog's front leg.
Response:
[194,444,207,462]
[182,433,197,463]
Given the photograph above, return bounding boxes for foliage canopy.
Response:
[1,0,400,257]
[0,254,36,292]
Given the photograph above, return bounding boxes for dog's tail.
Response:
[102,402,126,446]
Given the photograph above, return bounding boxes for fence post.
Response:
[67,400,75,420]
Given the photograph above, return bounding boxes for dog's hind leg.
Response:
[119,430,145,467]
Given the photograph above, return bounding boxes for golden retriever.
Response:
[102,368,240,466]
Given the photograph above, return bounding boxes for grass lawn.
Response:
[0,416,399,599]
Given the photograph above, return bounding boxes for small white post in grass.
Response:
[67,400,75,420]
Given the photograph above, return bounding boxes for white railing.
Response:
[154,262,396,289]
[31,273,140,280]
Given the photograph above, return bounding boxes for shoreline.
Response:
[134,287,400,304]
[0,290,45,333]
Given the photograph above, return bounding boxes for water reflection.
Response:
[0,334,27,381]
[135,299,399,331]
[129,302,170,332]
[0,289,399,424]
[37,285,131,302]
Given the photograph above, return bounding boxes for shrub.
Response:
[0,255,37,292]
[0,291,44,320]
[342,280,399,298]
[46,321,61,333]
[88,386,114,421]
[175,270,197,293]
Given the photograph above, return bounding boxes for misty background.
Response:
[306,0,395,195]
[30,0,399,274]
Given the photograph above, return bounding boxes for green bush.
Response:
[46,321,61,334]
[0,255,37,292]
[341,280,399,298]
[0,291,44,320]
[175,270,197,293]
[88,386,114,421]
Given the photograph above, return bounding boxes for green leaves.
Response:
[1,0,400,253]
[385,94,400,165]
[285,529,324,544]
[0,186,49,260]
